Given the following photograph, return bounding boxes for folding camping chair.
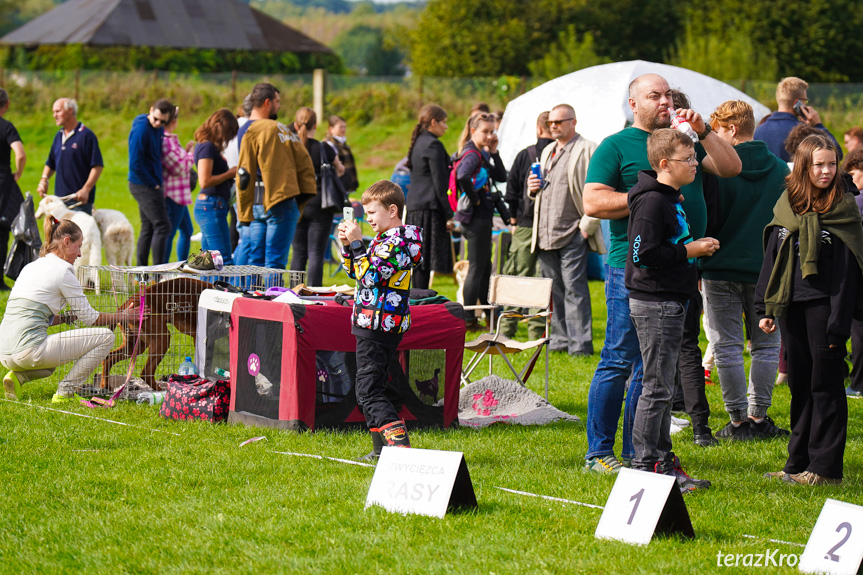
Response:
[461,275,553,399]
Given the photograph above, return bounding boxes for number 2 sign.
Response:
[799,499,863,575]
[595,468,694,546]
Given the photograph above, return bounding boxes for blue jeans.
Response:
[630,298,687,470]
[585,265,644,461]
[164,197,193,262]
[245,199,299,269]
[193,195,233,265]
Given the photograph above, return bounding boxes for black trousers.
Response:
[777,299,847,479]
[676,295,711,435]
[290,212,332,287]
[129,183,170,266]
[461,217,493,321]
[355,334,403,428]
[849,319,863,392]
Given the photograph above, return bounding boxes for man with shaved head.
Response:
[36,97,103,214]
[526,103,603,355]
[580,73,741,480]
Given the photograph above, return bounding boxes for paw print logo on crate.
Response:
[248,354,261,377]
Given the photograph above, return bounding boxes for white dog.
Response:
[35,195,102,290]
[92,208,135,266]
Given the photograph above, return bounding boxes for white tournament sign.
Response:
[365,447,477,518]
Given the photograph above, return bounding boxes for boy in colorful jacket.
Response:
[339,180,423,458]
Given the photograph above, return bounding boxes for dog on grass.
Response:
[92,208,135,267]
[35,195,102,290]
[101,277,212,390]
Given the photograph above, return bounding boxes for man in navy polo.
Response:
[36,98,103,215]
[128,98,174,265]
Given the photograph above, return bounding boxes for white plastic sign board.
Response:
[365,447,477,518]
[799,498,863,575]
[595,468,694,545]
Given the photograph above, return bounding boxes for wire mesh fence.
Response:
[53,265,304,400]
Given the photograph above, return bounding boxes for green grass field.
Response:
[2,107,863,574]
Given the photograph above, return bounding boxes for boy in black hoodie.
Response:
[626,129,719,492]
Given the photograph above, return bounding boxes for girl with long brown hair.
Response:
[757,133,863,485]
[405,104,451,289]
[193,108,239,265]
[0,218,141,402]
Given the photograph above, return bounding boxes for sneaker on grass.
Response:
[715,420,755,440]
[3,371,22,400]
[670,415,690,428]
[846,386,863,398]
[584,455,622,474]
[52,392,85,404]
[660,456,711,493]
[694,432,719,447]
[748,416,790,438]
[782,471,841,486]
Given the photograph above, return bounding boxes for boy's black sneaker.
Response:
[748,416,790,438]
[694,432,719,447]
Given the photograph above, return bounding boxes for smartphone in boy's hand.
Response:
[343,206,355,222]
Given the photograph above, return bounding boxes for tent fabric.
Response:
[0,0,332,54]
[498,60,771,168]
[228,298,464,431]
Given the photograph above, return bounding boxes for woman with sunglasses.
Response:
[455,112,511,330]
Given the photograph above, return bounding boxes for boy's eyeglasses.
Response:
[667,155,698,165]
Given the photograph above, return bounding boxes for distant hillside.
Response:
[252,0,421,47]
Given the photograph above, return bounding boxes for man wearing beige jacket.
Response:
[527,103,603,356]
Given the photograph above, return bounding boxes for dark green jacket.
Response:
[700,140,788,283]
[761,190,863,320]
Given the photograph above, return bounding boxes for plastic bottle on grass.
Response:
[178,356,197,376]
[137,391,165,405]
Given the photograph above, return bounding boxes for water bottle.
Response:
[670,109,699,144]
[178,356,198,376]
[136,391,165,405]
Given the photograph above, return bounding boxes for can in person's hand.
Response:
[530,162,543,185]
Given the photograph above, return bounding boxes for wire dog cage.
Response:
[56,265,305,399]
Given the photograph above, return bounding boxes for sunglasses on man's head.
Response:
[546,118,574,127]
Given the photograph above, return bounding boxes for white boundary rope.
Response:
[495,486,605,509]
[0,397,181,436]
[741,534,806,548]
[270,450,375,468]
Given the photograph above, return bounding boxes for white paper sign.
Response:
[595,468,694,545]
[799,499,863,575]
[365,447,477,518]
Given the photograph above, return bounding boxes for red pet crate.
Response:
[228,298,464,431]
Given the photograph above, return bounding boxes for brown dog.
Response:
[101,277,212,390]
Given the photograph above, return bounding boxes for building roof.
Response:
[0,0,332,54]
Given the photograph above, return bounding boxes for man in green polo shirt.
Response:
[580,73,741,475]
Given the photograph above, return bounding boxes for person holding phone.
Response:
[754,76,841,163]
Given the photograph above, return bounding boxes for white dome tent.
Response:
[498,60,770,167]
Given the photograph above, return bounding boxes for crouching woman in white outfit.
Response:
[0,218,140,403]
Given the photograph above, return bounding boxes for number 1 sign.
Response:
[595,468,695,546]
[799,499,863,575]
